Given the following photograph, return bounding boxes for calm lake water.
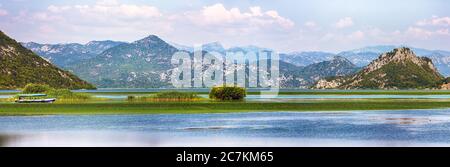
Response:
[2,109,450,147]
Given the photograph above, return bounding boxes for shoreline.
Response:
[2,99,450,116]
[4,90,450,95]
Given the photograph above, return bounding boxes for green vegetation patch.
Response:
[12,84,94,102]
[128,91,203,102]
[21,84,52,94]
[209,86,246,100]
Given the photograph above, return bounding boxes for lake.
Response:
[2,109,450,146]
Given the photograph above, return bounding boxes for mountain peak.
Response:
[134,35,164,44]
[86,40,115,46]
[373,47,432,73]
[202,42,225,52]
[203,41,222,46]
[332,55,348,61]
[387,47,414,57]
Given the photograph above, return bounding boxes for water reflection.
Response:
[2,109,450,146]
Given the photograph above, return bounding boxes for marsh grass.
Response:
[0,98,15,102]
[77,90,450,96]
[45,89,92,99]
[8,88,101,103]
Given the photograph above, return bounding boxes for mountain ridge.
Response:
[20,35,450,89]
[21,40,126,67]
[66,35,179,88]
[0,31,95,89]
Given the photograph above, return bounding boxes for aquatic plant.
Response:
[45,89,91,100]
[128,91,202,102]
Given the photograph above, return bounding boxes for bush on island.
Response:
[209,86,246,101]
[21,83,52,93]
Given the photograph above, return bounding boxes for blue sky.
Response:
[0,0,449,52]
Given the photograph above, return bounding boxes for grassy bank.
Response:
[4,90,450,96]
[75,90,450,95]
[1,99,450,115]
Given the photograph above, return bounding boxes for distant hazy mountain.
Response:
[21,40,126,67]
[171,42,272,55]
[227,45,272,53]
[66,35,178,88]
[337,45,450,76]
[280,56,360,88]
[168,42,194,52]
[201,42,226,53]
[0,31,95,89]
[315,47,444,89]
[23,34,450,89]
[280,51,335,67]
[61,35,359,88]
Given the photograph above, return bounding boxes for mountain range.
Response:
[0,31,95,89]
[66,35,178,88]
[21,40,126,67]
[18,34,450,89]
[280,56,360,88]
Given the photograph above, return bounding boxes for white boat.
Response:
[15,98,56,103]
[14,94,56,103]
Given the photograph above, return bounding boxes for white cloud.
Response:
[406,27,433,39]
[2,1,449,52]
[335,17,354,28]
[0,10,7,16]
[0,6,7,16]
[47,1,162,20]
[190,3,294,29]
[47,5,72,13]
[405,26,449,39]
[348,30,365,40]
[304,21,317,28]
[249,6,263,16]
[416,16,450,27]
[436,28,450,35]
[16,0,170,43]
[2,1,296,51]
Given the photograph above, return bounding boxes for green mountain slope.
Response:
[66,35,178,88]
[280,56,360,88]
[314,47,444,89]
[0,31,95,89]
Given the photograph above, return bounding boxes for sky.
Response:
[0,0,449,53]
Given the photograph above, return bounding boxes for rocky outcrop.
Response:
[313,78,346,89]
[314,47,444,89]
